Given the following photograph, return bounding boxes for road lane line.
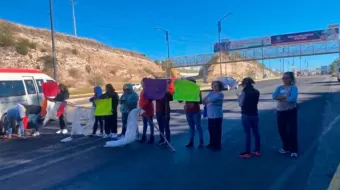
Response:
[0,146,98,181]
[0,137,103,172]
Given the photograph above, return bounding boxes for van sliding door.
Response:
[23,76,40,106]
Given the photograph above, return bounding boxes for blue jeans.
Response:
[241,114,261,153]
[156,112,170,142]
[186,112,203,141]
[142,116,154,136]
[121,113,129,135]
[6,116,24,136]
[28,114,41,131]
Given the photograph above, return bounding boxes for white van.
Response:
[0,68,55,127]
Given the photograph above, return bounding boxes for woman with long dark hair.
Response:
[52,83,69,134]
[203,81,224,151]
[100,84,119,139]
[237,77,261,158]
[272,72,299,158]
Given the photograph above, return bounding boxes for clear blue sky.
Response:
[0,0,339,70]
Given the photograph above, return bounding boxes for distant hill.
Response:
[0,20,164,90]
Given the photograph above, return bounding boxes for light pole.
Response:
[155,27,170,77]
[70,0,77,37]
[217,12,232,77]
[49,0,57,80]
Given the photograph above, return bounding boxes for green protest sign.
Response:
[173,80,200,102]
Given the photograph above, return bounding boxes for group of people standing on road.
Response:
[1,72,299,159]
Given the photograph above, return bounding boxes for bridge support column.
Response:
[203,65,208,83]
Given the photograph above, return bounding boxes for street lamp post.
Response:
[49,0,57,80]
[217,12,232,77]
[156,27,170,77]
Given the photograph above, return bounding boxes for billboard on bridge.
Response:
[213,37,271,52]
[271,28,339,45]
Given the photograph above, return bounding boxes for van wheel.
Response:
[0,114,7,135]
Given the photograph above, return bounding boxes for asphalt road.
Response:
[1,76,340,190]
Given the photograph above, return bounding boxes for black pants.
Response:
[277,108,298,153]
[208,117,223,149]
[59,114,66,130]
[104,114,117,135]
[92,116,104,134]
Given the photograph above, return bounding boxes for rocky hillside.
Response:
[0,20,164,91]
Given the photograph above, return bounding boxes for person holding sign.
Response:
[203,81,224,151]
[99,84,119,139]
[183,79,204,148]
[49,83,69,135]
[89,86,104,136]
[139,79,155,144]
[156,79,173,146]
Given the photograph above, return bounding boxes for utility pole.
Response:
[70,0,77,37]
[217,12,232,77]
[49,0,57,80]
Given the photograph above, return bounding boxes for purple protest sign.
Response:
[143,79,168,100]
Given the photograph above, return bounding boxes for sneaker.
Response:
[102,134,110,138]
[56,130,62,134]
[291,153,299,158]
[278,149,289,154]
[239,152,252,159]
[18,135,27,139]
[97,133,104,137]
[62,129,68,134]
[111,133,118,139]
[252,151,261,156]
[32,132,40,137]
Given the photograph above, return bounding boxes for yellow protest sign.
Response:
[94,98,112,116]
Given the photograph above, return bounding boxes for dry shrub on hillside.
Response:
[85,65,91,73]
[38,55,54,71]
[68,68,80,78]
[88,75,105,86]
[0,22,14,47]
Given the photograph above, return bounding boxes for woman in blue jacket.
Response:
[203,81,224,151]
[89,86,103,136]
[272,72,299,158]
[119,84,139,137]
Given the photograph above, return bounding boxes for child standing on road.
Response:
[237,77,261,158]
[89,86,103,136]
[203,81,224,151]
[272,72,299,158]
[119,84,139,137]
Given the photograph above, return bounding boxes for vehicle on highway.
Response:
[132,83,142,90]
[0,68,54,134]
[217,77,239,90]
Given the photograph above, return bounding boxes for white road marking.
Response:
[0,146,97,181]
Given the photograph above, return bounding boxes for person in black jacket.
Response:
[237,77,261,158]
[49,83,70,134]
[100,84,119,139]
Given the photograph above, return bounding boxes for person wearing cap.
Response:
[184,78,204,148]
[49,83,70,135]
[237,77,261,159]
[203,80,224,151]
